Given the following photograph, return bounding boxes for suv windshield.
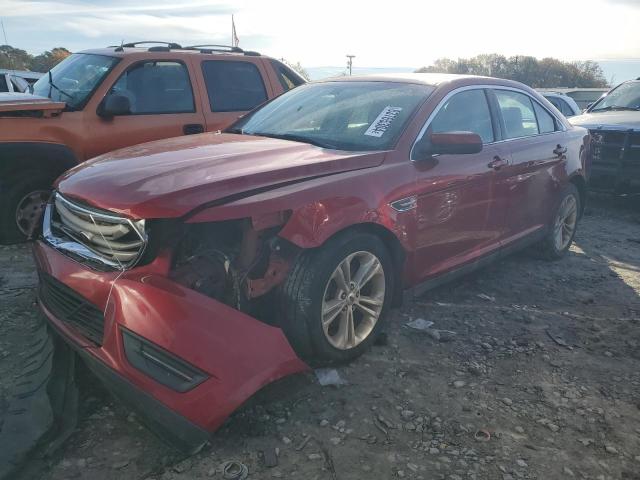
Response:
[228,81,434,151]
[32,53,119,111]
[589,81,640,112]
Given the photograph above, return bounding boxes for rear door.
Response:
[84,59,206,158]
[411,87,510,280]
[194,58,273,132]
[490,88,567,243]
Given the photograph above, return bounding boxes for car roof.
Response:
[542,92,571,98]
[318,72,515,87]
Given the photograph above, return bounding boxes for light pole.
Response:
[346,54,355,76]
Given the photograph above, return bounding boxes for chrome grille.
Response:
[43,192,146,270]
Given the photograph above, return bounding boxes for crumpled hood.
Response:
[0,92,65,114]
[570,110,640,130]
[56,132,386,219]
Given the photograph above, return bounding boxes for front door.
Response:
[84,59,206,159]
[412,88,509,281]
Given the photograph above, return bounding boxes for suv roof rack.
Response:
[185,44,242,53]
[114,41,183,52]
[109,41,261,56]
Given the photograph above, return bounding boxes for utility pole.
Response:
[346,54,355,76]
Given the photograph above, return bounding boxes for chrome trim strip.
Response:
[43,193,148,271]
[410,84,567,161]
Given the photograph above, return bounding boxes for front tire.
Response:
[538,183,580,260]
[279,233,394,365]
[0,171,53,244]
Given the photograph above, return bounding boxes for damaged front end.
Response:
[169,213,299,322]
[35,193,310,452]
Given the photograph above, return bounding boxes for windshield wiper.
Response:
[251,132,338,149]
[591,105,640,112]
[48,71,74,102]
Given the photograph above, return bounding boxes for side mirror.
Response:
[414,131,483,159]
[99,93,131,118]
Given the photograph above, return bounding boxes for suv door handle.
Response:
[487,156,508,170]
[183,124,205,135]
[553,144,567,156]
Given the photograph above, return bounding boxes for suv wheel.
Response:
[538,184,580,260]
[279,233,393,365]
[0,171,53,244]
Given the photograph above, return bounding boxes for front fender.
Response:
[185,163,415,252]
[0,142,78,176]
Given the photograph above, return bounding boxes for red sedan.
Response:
[34,73,589,450]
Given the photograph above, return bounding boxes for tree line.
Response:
[0,45,71,72]
[416,54,608,88]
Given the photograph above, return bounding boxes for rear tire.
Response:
[537,183,581,260]
[0,171,54,244]
[279,233,394,365]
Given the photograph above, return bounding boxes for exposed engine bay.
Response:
[169,217,299,322]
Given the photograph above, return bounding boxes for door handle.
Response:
[487,156,508,170]
[183,123,205,135]
[553,144,567,156]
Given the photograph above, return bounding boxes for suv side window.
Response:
[0,75,8,92]
[111,61,195,114]
[495,90,539,139]
[430,89,494,143]
[201,60,267,112]
[270,60,306,91]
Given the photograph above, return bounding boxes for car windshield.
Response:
[32,53,119,111]
[590,81,640,112]
[228,81,434,151]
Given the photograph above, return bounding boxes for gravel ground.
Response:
[1,197,639,480]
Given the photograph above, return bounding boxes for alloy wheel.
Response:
[321,251,386,350]
[553,194,578,251]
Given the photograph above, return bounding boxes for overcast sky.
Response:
[1,0,639,68]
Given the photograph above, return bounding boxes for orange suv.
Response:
[0,41,305,243]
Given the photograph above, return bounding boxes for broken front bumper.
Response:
[33,241,308,451]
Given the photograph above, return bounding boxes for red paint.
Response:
[34,242,308,431]
[38,74,588,434]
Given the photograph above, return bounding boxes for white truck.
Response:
[0,69,43,93]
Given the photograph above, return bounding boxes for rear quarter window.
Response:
[270,60,306,91]
[201,60,268,112]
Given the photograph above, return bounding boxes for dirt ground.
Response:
[1,196,639,480]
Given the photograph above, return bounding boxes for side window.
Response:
[495,90,539,139]
[546,96,562,111]
[201,60,267,112]
[560,99,574,116]
[270,60,305,91]
[533,101,557,133]
[430,89,494,143]
[110,61,195,114]
[0,75,8,92]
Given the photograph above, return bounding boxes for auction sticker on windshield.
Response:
[364,106,403,137]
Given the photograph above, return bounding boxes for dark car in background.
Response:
[570,78,640,194]
[541,92,581,117]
